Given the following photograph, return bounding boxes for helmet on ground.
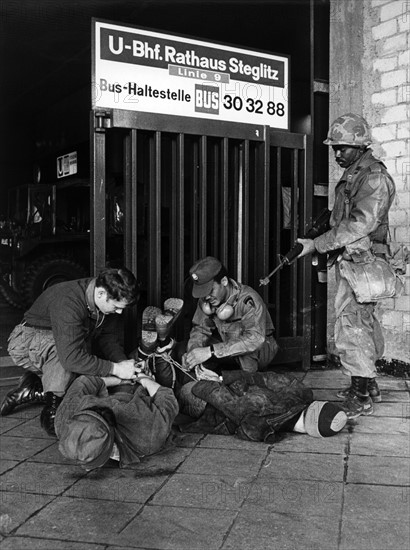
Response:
[323,113,372,147]
[305,401,347,438]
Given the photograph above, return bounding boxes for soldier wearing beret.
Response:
[182,256,278,376]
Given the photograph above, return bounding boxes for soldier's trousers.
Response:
[334,268,384,379]
[7,323,75,394]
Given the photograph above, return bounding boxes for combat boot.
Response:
[336,379,353,399]
[0,372,46,416]
[368,378,382,403]
[40,392,63,437]
[341,377,373,419]
[337,376,381,402]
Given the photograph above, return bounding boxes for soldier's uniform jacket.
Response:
[187,280,275,359]
[314,149,395,257]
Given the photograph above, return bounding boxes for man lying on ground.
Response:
[55,368,178,470]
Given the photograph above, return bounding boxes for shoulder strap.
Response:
[343,156,383,216]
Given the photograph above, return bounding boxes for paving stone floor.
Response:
[0,367,409,550]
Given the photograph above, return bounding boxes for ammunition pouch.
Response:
[339,251,404,303]
[373,242,410,274]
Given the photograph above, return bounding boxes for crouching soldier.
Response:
[55,369,179,470]
[180,256,278,376]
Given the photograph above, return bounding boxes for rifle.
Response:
[259,208,331,286]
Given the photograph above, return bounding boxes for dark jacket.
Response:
[55,375,179,467]
[182,370,313,442]
[24,278,127,376]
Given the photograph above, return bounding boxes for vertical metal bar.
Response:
[259,127,270,297]
[274,146,282,334]
[220,138,229,266]
[175,134,185,298]
[241,140,250,283]
[199,136,207,258]
[27,187,31,225]
[90,112,106,276]
[51,185,56,235]
[212,141,219,253]
[232,143,240,274]
[148,132,161,305]
[290,148,299,336]
[172,133,185,297]
[124,130,138,277]
[291,149,300,245]
[170,136,177,296]
[237,147,243,281]
[191,139,199,261]
[123,129,139,350]
[301,135,313,370]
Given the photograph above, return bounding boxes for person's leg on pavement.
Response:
[285,401,347,437]
[237,353,259,373]
[40,341,76,436]
[8,326,75,435]
[335,295,380,419]
[333,271,381,413]
[336,302,383,403]
[1,324,46,416]
[235,335,278,374]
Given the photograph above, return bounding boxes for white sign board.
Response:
[57,151,77,179]
[93,20,289,130]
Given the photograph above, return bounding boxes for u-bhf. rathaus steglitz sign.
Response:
[92,19,289,130]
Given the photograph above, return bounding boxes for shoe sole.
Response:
[142,306,162,329]
[0,398,16,416]
[338,390,382,403]
[346,407,374,419]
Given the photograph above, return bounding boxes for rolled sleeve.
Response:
[187,307,215,352]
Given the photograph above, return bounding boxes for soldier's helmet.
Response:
[323,113,372,147]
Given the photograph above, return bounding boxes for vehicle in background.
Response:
[0,180,124,308]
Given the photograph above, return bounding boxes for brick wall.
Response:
[329,0,410,364]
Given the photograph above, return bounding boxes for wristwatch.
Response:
[210,344,215,357]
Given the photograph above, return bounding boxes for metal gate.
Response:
[91,109,313,369]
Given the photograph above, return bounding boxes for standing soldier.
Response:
[297,113,396,419]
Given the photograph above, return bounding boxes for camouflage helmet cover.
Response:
[323,113,372,147]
